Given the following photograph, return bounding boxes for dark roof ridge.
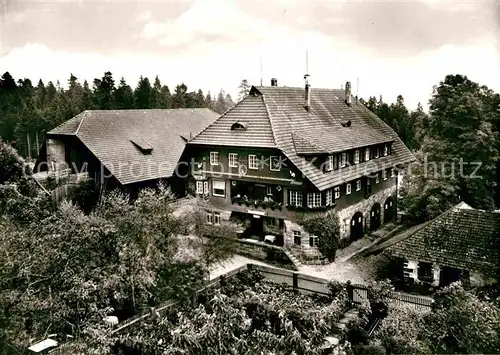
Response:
[75,110,90,136]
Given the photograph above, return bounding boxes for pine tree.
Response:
[172,83,188,108]
[237,79,250,101]
[92,71,115,109]
[160,85,172,108]
[133,76,153,109]
[114,77,134,109]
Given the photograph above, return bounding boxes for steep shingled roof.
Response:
[48,109,219,185]
[189,85,415,191]
[386,203,500,276]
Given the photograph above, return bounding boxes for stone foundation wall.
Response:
[336,184,397,239]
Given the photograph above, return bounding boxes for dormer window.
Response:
[341,120,351,127]
[354,150,360,164]
[384,144,389,156]
[325,155,334,172]
[340,153,347,168]
[131,138,153,154]
[365,147,370,161]
[231,121,248,131]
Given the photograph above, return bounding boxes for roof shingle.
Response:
[386,204,500,275]
[48,109,219,185]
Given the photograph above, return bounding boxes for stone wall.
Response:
[336,184,397,239]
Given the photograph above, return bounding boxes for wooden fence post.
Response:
[293,272,298,291]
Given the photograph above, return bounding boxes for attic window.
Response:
[131,138,153,154]
[341,120,352,127]
[231,122,248,131]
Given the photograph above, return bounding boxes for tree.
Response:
[92,71,115,109]
[237,79,250,101]
[172,83,188,108]
[411,102,429,149]
[0,71,17,91]
[160,85,172,108]
[133,76,153,109]
[301,212,340,261]
[114,77,134,109]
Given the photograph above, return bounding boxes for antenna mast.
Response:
[304,49,310,84]
[260,56,263,86]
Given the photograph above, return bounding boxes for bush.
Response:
[351,343,386,355]
[68,178,100,214]
[301,212,340,261]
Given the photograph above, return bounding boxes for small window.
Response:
[309,236,318,247]
[325,155,334,172]
[346,183,352,195]
[354,150,360,164]
[210,152,219,166]
[228,153,238,167]
[231,122,248,130]
[417,262,433,282]
[326,189,333,206]
[248,155,258,170]
[384,145,388,156]
[365,147,370,161]
[391,168,396,178]
[266,186,272,196]
[375,173,380,184]
[356,180,361,191]
[267,217,277,227]
[340,153,347,167]
[196,181,204,194]
[374,148,379,159]
[213,212,221,225]
[289,190,303,207]
[270,156,281,171]
[212,180,226,197]
[383,170,387,180]
[307,192,322,208]
[203,181,209,195]
[334,187,340,199]
[293,231,301,246]
[206,211,213,224]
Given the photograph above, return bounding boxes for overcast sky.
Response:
[0,0,499,110]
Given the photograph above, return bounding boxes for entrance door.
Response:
[384,197,395,223]
[350,212,364,240]
[370,203,381,231]
[249,215,264,237]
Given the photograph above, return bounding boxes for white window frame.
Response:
[391,168,396,178]
[365,147,370,161]
[340,153,347,168]
[354,150,360,164]
[375,173,380,184]
[270,156,281,171]
[326,155,334,172]
[210,152,219,166]
[206,211,213,224]
[266,186,272,196]
[248,154,258,170]
[289,190,303,207]
[307,192,322,208]
[203,181,209,195]
[383,170,387,180]
[384,145,388,156]
[196,181,204,194]
[228,153,238,167]
[356,180,361,191]
[326,189,333,206]
[293,231,301,246]
[212,180,226,197]
[334,187,340,199]
[346,183,352,195]
[374,147,379,159]
[213,212,221,225]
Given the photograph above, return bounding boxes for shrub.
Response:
[301,212,340,261]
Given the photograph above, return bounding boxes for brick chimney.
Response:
[304,74,311,112]
[271,78,278,86]
[345,81,352,107]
